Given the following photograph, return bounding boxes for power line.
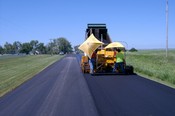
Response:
[166,0,168,57]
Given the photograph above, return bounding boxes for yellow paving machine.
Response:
[79,24,133,75]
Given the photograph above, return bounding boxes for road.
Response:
[85,74,175,116]
[0,54,175,116]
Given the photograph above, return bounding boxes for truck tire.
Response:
[125,65,134,74]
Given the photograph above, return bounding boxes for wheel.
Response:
[125,65,134,74]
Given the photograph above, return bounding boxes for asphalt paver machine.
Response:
[79,24,134,75]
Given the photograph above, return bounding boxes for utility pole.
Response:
[166,0,168,57]
[50,39,53,55]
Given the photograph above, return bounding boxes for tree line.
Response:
[0,37,73,55]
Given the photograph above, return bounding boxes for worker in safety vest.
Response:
[113,48,125,73]
[90,51,96,73]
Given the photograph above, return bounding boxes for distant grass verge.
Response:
[0,55,64,97]
[126,50,175,88]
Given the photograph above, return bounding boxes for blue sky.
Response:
[0,0,174,49]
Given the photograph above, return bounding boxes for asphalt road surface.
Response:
[0,54,175,116]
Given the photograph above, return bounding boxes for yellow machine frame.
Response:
[95,49,116,72]
[80,49,126,73]
[80,56,90,73]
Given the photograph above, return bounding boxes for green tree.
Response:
[74,45,82,53]
[45,43,52,54]
[4,42,14,54]
[0,45,4,55]
[37,43,46,54]
[20,42,33,54]
[13,41,21,54]
[30,40,39,53]
[30,40,39,48]
[55,37,72,54]
[129,48,138,52]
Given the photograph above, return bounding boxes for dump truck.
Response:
[79,24,134,75]
[86,24,112,45]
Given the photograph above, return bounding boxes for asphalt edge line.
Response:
[75,54,100,116]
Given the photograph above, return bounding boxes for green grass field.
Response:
[0,55,64,97]
[126,50,175,88]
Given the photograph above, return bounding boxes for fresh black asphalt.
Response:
[0,55,98,116]
[85,74,175,116]
[0,54,175,116]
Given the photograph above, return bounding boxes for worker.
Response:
[90,51,96,73]
[113,48,125,73]
[113,48,116,57]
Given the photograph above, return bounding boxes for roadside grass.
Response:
[0,55,64,97]
[126,50,175,88]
